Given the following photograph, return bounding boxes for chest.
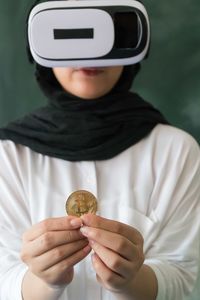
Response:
[22,151,158,250]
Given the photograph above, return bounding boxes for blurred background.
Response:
[0,0,200,143]
[0,0,200,298]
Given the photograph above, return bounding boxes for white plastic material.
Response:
[28,0,150,67]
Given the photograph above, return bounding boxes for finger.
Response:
[33,239,89,271]
[80,226,139,261]
[23,216,83,242]
[91,253,124,291]
[22,230,85,258]
[81,214,143,245]
[90,241,133,278]
[41,244,92,283]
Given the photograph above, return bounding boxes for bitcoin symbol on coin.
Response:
[66,190,98,217]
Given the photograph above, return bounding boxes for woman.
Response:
[0,4,199,300]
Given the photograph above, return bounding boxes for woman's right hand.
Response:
[20,216,91,289]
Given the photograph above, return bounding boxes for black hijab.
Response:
[0,64,168,161]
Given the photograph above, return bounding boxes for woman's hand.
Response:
[80,214,144,295]
[20,216,91,289]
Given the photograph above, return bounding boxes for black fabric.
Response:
[0,65,168,161]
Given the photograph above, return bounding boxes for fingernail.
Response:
[89,240,95,246]
[80,226,89,237]
[70,218,83,228]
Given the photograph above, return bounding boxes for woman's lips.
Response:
[76,68,104,76]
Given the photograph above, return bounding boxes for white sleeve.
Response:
[145,132,200,300]
[0,141,30,300]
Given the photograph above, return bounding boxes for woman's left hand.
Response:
[80,214,144,294]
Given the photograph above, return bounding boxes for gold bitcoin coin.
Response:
[66,190,98,217]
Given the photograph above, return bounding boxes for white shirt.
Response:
[0,124,200,300]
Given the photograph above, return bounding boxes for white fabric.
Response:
[0,124,200,300]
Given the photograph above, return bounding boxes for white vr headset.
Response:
[28,0,150,67]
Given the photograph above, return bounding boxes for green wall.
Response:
[0,1,200,298]
[135,0,200,143]
[0,1,200,143]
